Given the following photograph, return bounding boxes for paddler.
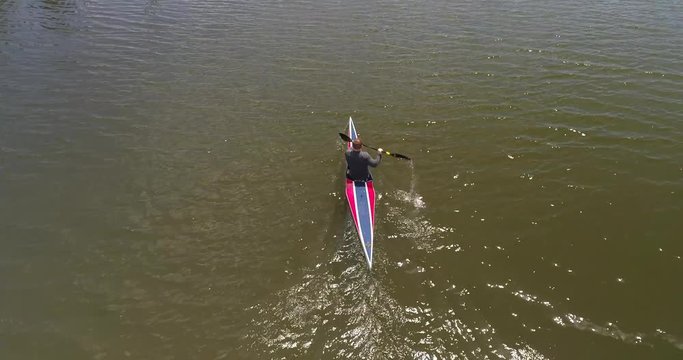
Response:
[345,138,382,181]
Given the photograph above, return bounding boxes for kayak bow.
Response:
[344,117,376,269]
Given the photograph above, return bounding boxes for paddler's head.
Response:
[352,139,363,151]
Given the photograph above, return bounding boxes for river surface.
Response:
[1,0,682,359]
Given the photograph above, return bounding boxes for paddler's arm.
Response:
[367,149,382,167]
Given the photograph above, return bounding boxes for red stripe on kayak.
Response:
[345,179,358,227]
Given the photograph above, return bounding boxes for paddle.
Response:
[339,133,412,160]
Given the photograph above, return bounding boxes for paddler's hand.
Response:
[378,148,383,154]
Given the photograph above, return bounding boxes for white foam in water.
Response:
[383,160,460,254]
[395,189,426,209]
[400,160,426,209]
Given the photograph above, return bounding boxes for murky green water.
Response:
[1,0,682,359]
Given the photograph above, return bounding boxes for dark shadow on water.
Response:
[145,0,160,15]
[24,0,83,32]
[35,0,78,13]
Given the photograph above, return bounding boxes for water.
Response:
[1,0,682,358]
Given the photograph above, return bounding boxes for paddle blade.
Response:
[339,132,352,142]
[385,151,411,160]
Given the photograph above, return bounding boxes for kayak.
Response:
[344,117,376,269]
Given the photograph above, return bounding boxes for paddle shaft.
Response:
[339,133,411,160]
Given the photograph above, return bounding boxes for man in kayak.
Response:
[346,139,382,181]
